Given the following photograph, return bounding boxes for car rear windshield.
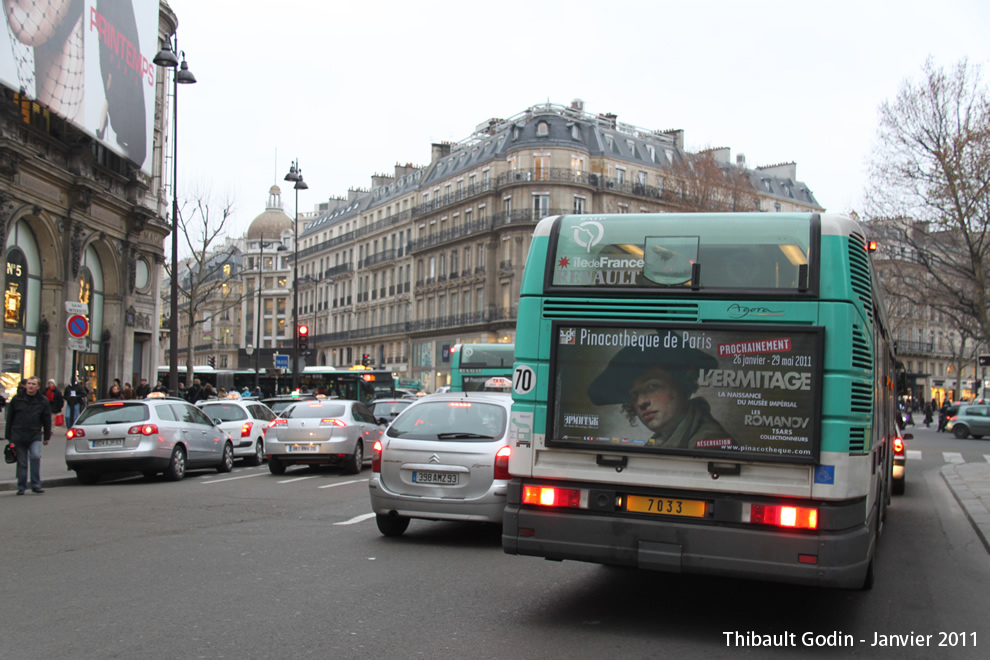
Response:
[387,400,506,441]
[373,401,410,416]
[76,402,149,425]
[199,403,248,421]
[286,403,346,418]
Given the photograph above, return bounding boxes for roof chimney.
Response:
[431,142,452,163]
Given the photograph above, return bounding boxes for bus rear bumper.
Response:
[502,504,872,589]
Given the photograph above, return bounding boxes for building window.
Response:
[533,193,549,220]
[571,155,584,180]
[536,121,549,136]
[616,168,626,185]
[573,195,585,214]
[534,154,549,181]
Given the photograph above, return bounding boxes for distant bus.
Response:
[450,343,515,392]
[503,213,901,589]
[297,366,396,403]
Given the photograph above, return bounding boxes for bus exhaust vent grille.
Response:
[850,382,873,415]
[848,427,867,453]
[851,325,873,371]
[848,233,874,323]
[542,299,699,322]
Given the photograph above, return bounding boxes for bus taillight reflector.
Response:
[522,485,581,508]
[750,504,818,529]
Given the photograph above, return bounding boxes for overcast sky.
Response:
[165,0,990,238]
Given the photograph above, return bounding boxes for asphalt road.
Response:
[0,438,988,659]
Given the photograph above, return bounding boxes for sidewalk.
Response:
[941,462,990,554]
[1,435,79,491]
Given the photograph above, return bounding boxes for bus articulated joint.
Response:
[708,461,741,479]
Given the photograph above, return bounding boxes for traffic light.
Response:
[362,353,370,367]
[208,355,216,368]
[298,324,309,352]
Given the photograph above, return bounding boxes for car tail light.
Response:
[748,504,818,529]
[268,419,287,428]
[66,428,85,439]
[372,440,382,473]
[127,424,159,436]
[241,421,253,437]
[104,402,124,407]
[320,418,346,427]
[494,445,511,480]
[893,437,905,456]
[522,485,581,508]
[948,415,957,421]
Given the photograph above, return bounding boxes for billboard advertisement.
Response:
[1,0,160,175]
[549,322,825,464]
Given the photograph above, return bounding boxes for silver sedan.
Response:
[265,400,383,475]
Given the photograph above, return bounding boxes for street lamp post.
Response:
[154,36,196,397]
[284,160,308,391]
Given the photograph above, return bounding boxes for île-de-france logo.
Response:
[573,220,604,253]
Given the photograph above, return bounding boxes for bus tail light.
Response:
[522,485,581,508]
[749,504,818,529]
[893,437,905,456]
[494,445,511,480]
[372,440,382,473]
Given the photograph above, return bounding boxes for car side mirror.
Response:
[213,418,223,426]
[377,417,388,426]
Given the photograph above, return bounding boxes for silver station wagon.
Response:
[65,398,235,484]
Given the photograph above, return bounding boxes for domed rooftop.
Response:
[247,185,292,239]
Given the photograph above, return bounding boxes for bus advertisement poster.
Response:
[548,321,824,464]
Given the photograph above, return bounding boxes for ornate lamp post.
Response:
[154,36,196,396]
[284,160,308,391]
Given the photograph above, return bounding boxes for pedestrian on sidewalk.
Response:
[4,376,52,495]
[135,378,151,399]
[45,379,64,422]
[63,379,87,429]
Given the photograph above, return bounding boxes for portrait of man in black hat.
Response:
[587,342,733,450]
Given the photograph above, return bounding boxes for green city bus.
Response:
[450,343,515,392]
[503,213,901,589]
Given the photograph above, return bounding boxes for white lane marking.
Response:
[318,478,369,489]
[279,476,317,483]
[202,472,268,484]
[906,450,922,461]
[943,452,965,464]
[334,512,376,526]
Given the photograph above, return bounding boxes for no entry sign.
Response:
[67,314,89,338]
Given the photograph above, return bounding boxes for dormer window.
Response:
[536,121,549,137]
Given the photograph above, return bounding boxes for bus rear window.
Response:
[549,214,815,292]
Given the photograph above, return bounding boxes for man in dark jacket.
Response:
[185,378,203,403]
[135,377,151,399]
[5,377,52,495]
